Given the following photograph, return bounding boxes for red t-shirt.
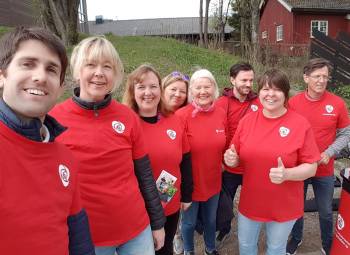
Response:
[176,104,227,201]
[141,114,190,216]
[0,122,81,254]
[289,91,350,176]
[233,110,320,222]
[216,94,261,174]
[50,99,150,246]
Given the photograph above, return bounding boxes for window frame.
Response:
[310,20,328,37]
[276,25,283,42]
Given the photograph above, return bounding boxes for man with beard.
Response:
[215,62,261,248]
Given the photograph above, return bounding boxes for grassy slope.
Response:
[104,34,239,97]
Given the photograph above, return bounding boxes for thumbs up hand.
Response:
[224,144,239,167]
[269,157,286,184]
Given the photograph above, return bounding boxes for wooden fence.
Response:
[310,30,350,86]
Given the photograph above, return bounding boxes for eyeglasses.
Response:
[171,71,190,81]
[308,75,331,81]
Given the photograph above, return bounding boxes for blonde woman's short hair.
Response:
[70,36,124,93]
[188,69,219,103]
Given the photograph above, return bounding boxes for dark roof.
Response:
[284,0,350,9]
[88,17,234,36]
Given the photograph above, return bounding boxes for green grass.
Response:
[0,26,12,37]
[104,34,239,91]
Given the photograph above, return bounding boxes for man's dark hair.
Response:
[303,58,332,76]
[0,26,68,84]
[229,62,254,78]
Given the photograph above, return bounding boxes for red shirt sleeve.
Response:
[297,126,321,164]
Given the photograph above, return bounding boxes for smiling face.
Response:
[0,39,62,122]
[259,84,286,117]
[134,71,161,117]
[78,56,116,102]
[231,70,254,100]
[190,77,216,108]
[304,66,329,99]
[163,80,187,111]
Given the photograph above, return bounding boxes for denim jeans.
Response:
[217,171,242,233]
[95,225,155,255]
[181,193,220,253]
[238,213,296,255]
[290,176,334,254]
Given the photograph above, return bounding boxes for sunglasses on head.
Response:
[171,71,190,81]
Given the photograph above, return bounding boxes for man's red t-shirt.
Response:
[289,91,350,176]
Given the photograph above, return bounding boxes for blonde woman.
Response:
[50,37,165,255]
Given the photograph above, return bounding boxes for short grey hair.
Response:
[188,69,219,103]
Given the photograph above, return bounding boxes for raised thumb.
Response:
[277,157,284,168]
[230,144,236,153]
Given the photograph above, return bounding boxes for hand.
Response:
[181,202,192,211]
[319,152,330,165]
[224,144,239,167]
[152,228,165,251]
[269,157,287,184]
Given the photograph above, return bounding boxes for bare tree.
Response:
[204,0,211,48]
[36,0,80,46]
[217,0,232,47]
[199,0,204,46]
[250,0,260,56]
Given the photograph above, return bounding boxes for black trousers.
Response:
[156,210,180,255]
[216,171,242,233]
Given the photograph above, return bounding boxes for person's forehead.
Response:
[310,66,329,74]
[236,70,254,77]
[13,39,61,67]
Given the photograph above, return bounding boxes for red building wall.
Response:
[259,0,294,45]
[294,14,349,44]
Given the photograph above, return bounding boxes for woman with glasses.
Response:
[176,69,227,255]
[224,69,320,255]
[123,64,193,255]
[50,37,166,255]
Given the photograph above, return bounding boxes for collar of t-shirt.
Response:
[141,115,158,124]
[222,87,258,102]
[0,99,66,142]
[72,87,112,110]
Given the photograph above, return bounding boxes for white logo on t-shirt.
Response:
[337,213,345,231]
[251,104,258,112]
[279,126,290,137]
[112,121,125,134]
[58,164,70,187]
[167,129,176,140]
[325,105,334,113]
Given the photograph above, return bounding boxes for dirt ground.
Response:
[193,159,349,255]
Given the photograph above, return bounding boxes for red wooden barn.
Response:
[259,0,350,55]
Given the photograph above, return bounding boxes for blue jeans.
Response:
[95,225,155,255]
[290,176,334,254]
[181,193,219,253]
[238,213,296,255]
